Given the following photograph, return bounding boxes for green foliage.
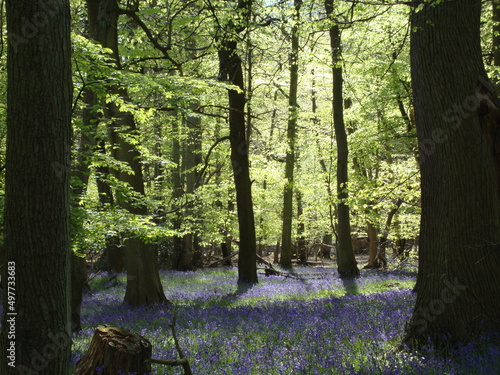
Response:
[0,0,428,257]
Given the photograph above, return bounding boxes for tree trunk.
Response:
[71,254,88,333]
[74,326,152,375]
[0,1,73,373]
[221,242,232,266]
[325,0,359,278]
[377,198,403,266]
[171,117,187,270]
[296,191,307,265]
[321,234,333,260]
[87,0,168,305]
[280,0,302,268]
[218,0,258,284]
[364,222,381,268]
[274,241,281,264]
[181,102,203,269]
[494,0,500,66]
[403,0,500,347]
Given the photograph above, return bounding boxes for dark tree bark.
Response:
[71,253,88,333]
[364,222,382,269]
[274,241,281,264]
[376,198,403,266]
[321,234,333,260]
[217,0,258,284]
[280,0,302,268]
[171,117,187,270]
[0,1,73,373]
[296,191,307,265]
[403,0,500,348]
[494,0,500,66]
[183,104,204,268]
[172,102,204,270]
[312,71,336,259]
[325,0,359,278]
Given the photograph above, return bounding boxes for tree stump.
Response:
[73,326,152,375]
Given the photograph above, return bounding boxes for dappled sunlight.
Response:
[68,267,500,374]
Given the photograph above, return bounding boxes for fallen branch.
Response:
[256,253,273,267]
[207,252,237,267]
[255,254,301,279]
[146,314,193,375]
[147,358,189,366]
[169,314,193,375]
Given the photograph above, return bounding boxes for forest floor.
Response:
[69,261,500,374]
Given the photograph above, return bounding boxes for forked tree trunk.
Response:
[325,0,359,278]
[403,0,500,347]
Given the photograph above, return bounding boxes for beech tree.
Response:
[0,0,73,373]
[217,0,258,284]
[325,0,359,278]
[403,0,500,347]
[280,0,303,269]
[86,0,168,305]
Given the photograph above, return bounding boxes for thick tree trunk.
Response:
[0,1,73,373]
[87,0,168,305]
[403,0,500,347]
[325,0,359,278]
[227,62,258,284]
[106,97,168,305]
[280,0,302,268]
[218,1,258,284]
